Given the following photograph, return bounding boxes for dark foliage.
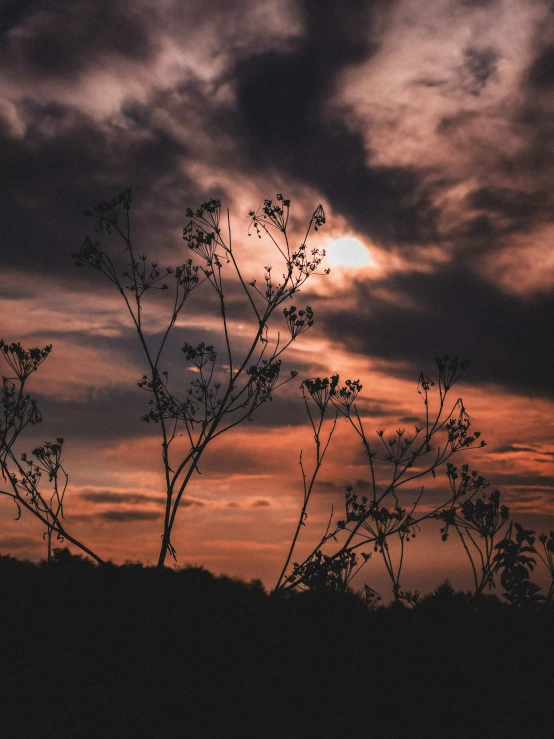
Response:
[2,551,553,738]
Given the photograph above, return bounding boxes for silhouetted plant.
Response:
[275,356,488,604]
[536,529,554,601]
[72,189,328,566]
[436,485,510,596]
[493,522,544,607]
[274,376,339,590]
[485,522,554,606]
[0,341,103,564]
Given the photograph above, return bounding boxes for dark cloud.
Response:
[400,416,423,425]
[234,0,438,246]
[466,186,548,222]
[0,0,156,81]
[414,77,448,89]
[493,445,554,459]
[456,0,497,6]
[78,491,204,511]
[464,185,551,235]
[313,479,347,494]
[528,44,554,88]
[34,389,150,442]
[80,490,165,506]
[97,510,162,523]
[349,479,372,492]
[242,391,314,428]
[315,476,433,498]
[251,499,271,507]
[0,0,35,35]
[321,262,554,399]
[462,47,497,95]
[180,498,206,508]
[436,109,479,134]
[70,497,204,525]
[487,473,554,490]
[493,444,536,454]
[0,535,41,551]
[346,478,429,494]
[26,317,330,449]
[0,103,193,275]
[505,36,554,182]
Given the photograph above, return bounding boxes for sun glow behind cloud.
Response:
[326,236,373,268]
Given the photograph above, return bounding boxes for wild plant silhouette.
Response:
[275,357,554,607]
[72,189,327,566]
[0,341,102,564]
[1,189,553,608]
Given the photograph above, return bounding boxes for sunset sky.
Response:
[1,0,553,597]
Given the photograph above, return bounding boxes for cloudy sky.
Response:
[1,0,554,596]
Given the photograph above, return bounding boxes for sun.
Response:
[326,236,372,268]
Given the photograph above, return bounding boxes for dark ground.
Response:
[1,550,553,738]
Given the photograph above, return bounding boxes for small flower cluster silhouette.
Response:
[274,356,553,607]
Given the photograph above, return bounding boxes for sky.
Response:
[1,0,554,597]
